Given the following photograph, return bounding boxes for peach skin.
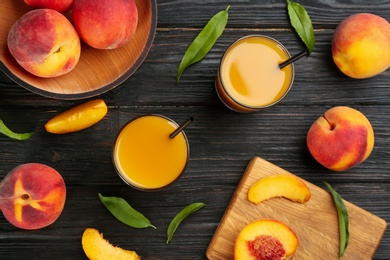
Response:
[0,163,66,230]
[72,0,138,49]
[45,99,108,134]
[24,0,74,13]
[332,13,390,79]
[7,9,80,78]
[234,219,299,260]
[307,106,374,171]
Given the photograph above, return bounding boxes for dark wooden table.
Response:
[1,0,389,259]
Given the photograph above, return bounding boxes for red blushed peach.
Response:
[307,106,374,171]
[7,9,81,78]
[72,0,138,49]
[332,13,390,79]
[234,219,299,260]
[24,0,74,13]
[0,163,66,230]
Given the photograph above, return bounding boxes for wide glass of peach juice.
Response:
[112,115,189,191]
[216,35,295,112]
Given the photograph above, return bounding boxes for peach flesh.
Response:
[248,174,311,205]
[82,228,140,259]
[0,163,66,230]
[234,219,299,260]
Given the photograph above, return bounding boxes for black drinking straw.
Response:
[170,117,194,139]
[278,49,308,69]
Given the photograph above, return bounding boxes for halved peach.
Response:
[0,163,66,230]
[234,219,299,260]
[82,228,140,260]
[248,174,311,204]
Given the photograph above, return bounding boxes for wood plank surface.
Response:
[206,157,387,259]
[0,0,390,259]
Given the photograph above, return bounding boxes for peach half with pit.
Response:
[0,163,66,230]
[82,228,140,260]
[307,106,374,171]
[248,174,311,205]
[72,0,138,49]
[7,9,81,78]
[234,219,299,260]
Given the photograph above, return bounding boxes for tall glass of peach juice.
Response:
[112,115,189,191]
[216,35,295,112]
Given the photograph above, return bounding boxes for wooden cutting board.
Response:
[206,157,387,259]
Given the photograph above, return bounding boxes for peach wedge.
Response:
[82,228,140,260]
[45,99,107,134]
[248,174,311,204]
[234,219,299,260]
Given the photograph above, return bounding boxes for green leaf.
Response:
[166,202,206,243]
[176,6,229,83]
[0,119,32,140]
[287,0,315,53]
[99,193,156,229]
[324,182,349,258]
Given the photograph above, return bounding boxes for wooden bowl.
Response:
[0,0,157,100]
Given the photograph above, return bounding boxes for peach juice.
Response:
[113,115,189,191]
[216,35,294,112]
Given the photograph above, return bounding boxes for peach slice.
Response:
[248,174,311,204]
[0,163,66,230]
[234,219,299,260]
[45,99,108,134]
[82,228,140,260]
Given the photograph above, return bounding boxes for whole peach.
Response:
[7,9,81,78]
[24,0,74,13]
[332,13,390,79]
[72,0,138,49]
[0,163,66,230]
[307,106,374,171]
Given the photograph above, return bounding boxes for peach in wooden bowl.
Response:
[0,0,157,100]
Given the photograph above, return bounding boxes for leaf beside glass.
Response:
[176,6,230,83]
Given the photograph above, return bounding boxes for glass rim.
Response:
[112,114,190,192]
[218,34,296,110]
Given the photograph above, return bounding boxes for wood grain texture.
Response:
[0,0,156,99]
[206,157,387,259]
[0,0,390,259]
